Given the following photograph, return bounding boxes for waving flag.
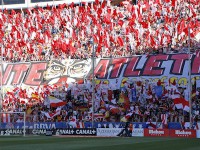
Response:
[42,107,62,119]
[119,93,130,109]
[121,112,133,122]
[174,97,189,112]
[48,96,66,107]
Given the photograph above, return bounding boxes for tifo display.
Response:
[0,0,200,141]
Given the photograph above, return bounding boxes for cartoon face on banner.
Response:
[43,59,92,82]
[43,60,66,81]
[67,59,91,78]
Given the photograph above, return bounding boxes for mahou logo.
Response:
[170,129,196,138]
[145,129,169,137]
[175,130,192,137]
[149,130,164,135]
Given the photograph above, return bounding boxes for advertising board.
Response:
[132,129,144,137]
[169,130,196,138]
[144,129,169,137]
[97,128,122,137]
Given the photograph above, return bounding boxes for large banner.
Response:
[0,54,200,88]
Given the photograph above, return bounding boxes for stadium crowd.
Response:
[0,0,200,127]
[0,0,199,62]
[2,76,200,127]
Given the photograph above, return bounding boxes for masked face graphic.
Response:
[43,60,66,81]
[43,59,92,82]
[67,59,91,78]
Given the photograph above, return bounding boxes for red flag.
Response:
[177,19,185,34]
[61,42,68,53]
[140,21,149,29]
[183,28,188,36]
[93,34,98,43]
[118,20,124,27]
[164,0,170,3]
[101,0,106,8]
[110,36,115,43]
[96,44,102,53]
[95,0,99,5]
[46,3,51,10]
[113,9,117,17]
[171,0,176,7]
[70,2,74,8]
[150,35,156,46]
[11,9,16,15]
[155,11,161,17]
[117,37,124,47]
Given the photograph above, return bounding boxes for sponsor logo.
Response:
[132,129,144,137]
[56,129,75,135]
[0,129,25,135]
[76,129,96,135]
[56,129,96,135]
[32,129,47,135]
[97,128,122,136]
[97,129,121,134]
[170,129,196,138]
[149,130,164,135]
[144,129,169,137]
[175,130,192,137]
[33,123,56,129]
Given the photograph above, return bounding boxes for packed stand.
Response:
[0,0,199,62]
[2,77,200,128]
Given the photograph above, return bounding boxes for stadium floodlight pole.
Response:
[188,26,192,128]
[0,44,3,113]
[187,0,192,128]
[0,0,4,113]
[91,38,95,128]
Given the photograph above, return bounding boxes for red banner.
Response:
[144,129,169,137]
[169,129,196,138]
